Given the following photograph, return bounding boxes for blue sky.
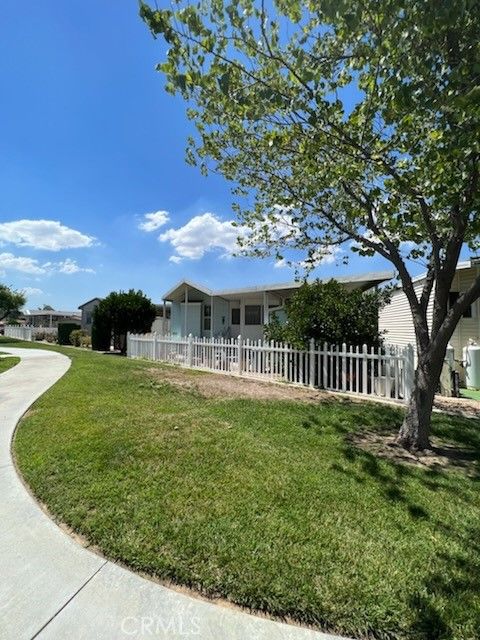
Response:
[0,0,396,310]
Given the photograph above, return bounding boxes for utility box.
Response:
[463,344,480,389]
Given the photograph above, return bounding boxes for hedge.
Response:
[58,323,81,345]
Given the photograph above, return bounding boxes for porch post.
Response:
[184,285,188,337]
[211,295,215,337]
[263,291,269,326]
[240,297,245,337]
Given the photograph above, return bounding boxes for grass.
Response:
[461,388,480,402]
[6,336,480,640]
[0,355,20,373]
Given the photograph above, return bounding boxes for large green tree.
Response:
[0,284,26,322]
[141,1,480,450]
[265,280,388,349]
[92,290,156,354]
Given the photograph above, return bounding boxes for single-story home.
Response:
[162,270,394,340]
[78,298,103,334]
[379,259,480,362]
[24,309,81,328]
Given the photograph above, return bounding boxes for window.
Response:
[245,305,262,325]
[203,304,211,331]
[231,308,240,325]
[86,313,92,325]
[449,292,473,318]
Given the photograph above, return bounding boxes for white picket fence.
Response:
[3,325,58,341]
[4,325,33,341]
[127,333,415,403]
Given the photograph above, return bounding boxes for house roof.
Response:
[410,259,479,284]
[78,297,102,309]
[162,270,394,302]
[24,309,81,317]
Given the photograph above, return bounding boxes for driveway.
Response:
[0,347,349,640]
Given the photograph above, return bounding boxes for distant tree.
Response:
[264,280,388,348]
[40,304,54,311]
[0,285,26,322]
[92,290,156,354]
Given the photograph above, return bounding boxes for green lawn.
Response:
[0,355,20,373]
[7,337,480,640]
[461,388,480,402]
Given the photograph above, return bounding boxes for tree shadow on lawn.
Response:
[332,404,480,639]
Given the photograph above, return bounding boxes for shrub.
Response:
[44,333,57,343]
[69,329,89,347]
[34,331,45,341]
[92,290,156,354]
[264,280,390,348]
[58,323,81,345]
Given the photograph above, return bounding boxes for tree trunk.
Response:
[397,347,446,451]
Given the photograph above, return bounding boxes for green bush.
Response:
[92,289,156,354]
[91,316,111,351]
[69,329,90,348]
[58,323,81,345]
[264,279,390,348]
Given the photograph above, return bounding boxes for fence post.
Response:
[362,344,368,394]
[126,332,131,358]
[404,343,415,403]
[309,338,315,388]
[237,335,243,375]
[187,333,193,367]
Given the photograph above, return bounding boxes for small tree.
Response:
[265,280,388,348]
[92,290,156,354]
[0,285,25,323]
[141,1,480,451]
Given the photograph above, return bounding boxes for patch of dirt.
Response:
[349,430,479,475]
[146,365,340,403]
[434,396,480,419]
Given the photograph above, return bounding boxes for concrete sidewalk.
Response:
[0,347,350,640]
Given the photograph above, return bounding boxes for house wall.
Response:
[211,298,229,337]
[80,300,100,335]
[171,302,202,336]
[379,266,480,363]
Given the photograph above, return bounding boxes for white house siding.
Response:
[379,281,434,350]
[379,265,480,363]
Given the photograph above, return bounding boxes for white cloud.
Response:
[0,253,46,276]
[274,258,287,269]
[0,252,94,276]
[0,219,95,251]
[21,287,43,296]
[159,212,240,262]
[138,210,170,232]
[56,258,95,274]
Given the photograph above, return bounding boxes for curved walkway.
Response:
[0,348,349,640]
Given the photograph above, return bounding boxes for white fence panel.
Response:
[127,333,415,403]
[4,325,33,341]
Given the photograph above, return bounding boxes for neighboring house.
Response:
[78,298,102,334]
[379,259,480,362]
[24,309,81,328]
[162,271,393,340]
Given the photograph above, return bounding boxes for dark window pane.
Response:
[231,308,240,325]
[245,305,262,325]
